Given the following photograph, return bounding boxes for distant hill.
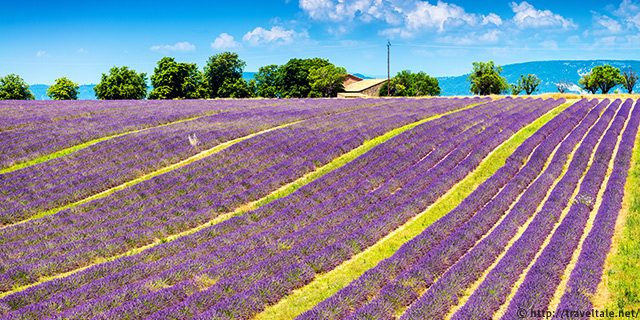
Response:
[27,61,640,99]
[437,60,640,96]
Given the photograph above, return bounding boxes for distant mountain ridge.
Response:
[437,60,640,96]
[28,60,640,99]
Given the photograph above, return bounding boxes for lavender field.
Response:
[0,97,638,320]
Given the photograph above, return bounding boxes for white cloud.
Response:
[211,33,241,50]
[77,48,88,54]
[150,41,196,53]
[36,50,49,58]
[593,13,623,33]
[510,1,576,29]
[482,13,503,26]
[299,0,403,24]
[405,1,479,32]
[242,26,307,46]
[301,0,501,38]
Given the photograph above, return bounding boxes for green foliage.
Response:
[0,74,35,100]
[217,78,255,98]
[46,77,79,100]
[277,58,330,98]
[254,65,280,98]
[309,64,346,97]
[590,65,625,94]
[468,61,509,95]
[622,69,638,94]
[579,73,598,94]
[511,85,522,96]
[203,52,246,98]
[379,70,440,97]
[148,57,206,99]
[512,74,541,95]
[94,66,147,100]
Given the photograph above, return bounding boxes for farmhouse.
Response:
[338,76,388,98]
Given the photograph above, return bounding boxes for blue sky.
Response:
[2,0,639,84]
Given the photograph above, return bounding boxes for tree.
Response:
[513,74,541,95]
[0,74,35,100]
[468,61,509,95]
[309,64,346,97]
[379,70,440,97]
[94,66,147,100]
[622,69,638,94]
[148,57,205,99]
[217,78,255,98]
[590,65,624,94]
[277,58,330,98]
[511,85,522,96]
[46,77,79,100]
[578,73,597,94]
[203,52,246,98]
[413,71,440,96]
[254,65,280,98]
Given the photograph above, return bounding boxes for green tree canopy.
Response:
[203,52,246,98]
[590,65,624,94]
[309,64,346,97]
[622,68,638,94]
[254,65,280,98]
[217,78,255,98]
[94,66,147,100]
[379,70,440,97]
[512,74,541,95]
[468,61,509,95]
[0,74,35,100]
[277,58,330,98]
[578,73,598,94]
[148,57,206,99]
[46,77,79,100]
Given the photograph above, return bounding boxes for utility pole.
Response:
[387,40,391,97]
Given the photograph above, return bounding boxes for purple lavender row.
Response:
[2,112,309,221]
[0,98,488,317]
[389,99,609,320]
[0,99,301,168]
[0,106,349,222]
[0,98,481,244]
[148,99,557,320]
[0,98,467,249]
[0,102,446,292]
[298,98,580,320]
[422,98,609,320]
[440,99,620,320]
[0,109,390,256]
[24,98,511,320]
[0,99,374,168]
[344,99,599,320]
[498,99,633,319]
[555,99,640,318]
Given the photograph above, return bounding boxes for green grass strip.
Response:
[255,101,572,320]
[0,114,210,174]
[605,125,640,311]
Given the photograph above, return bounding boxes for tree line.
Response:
[468,61,638,95]
[1,56,638,100]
